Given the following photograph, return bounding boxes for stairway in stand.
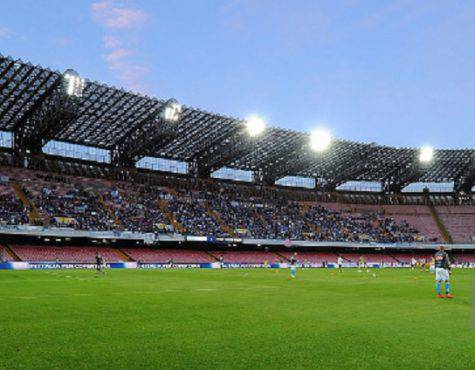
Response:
[10,181,46,225]
[299,204,318,234]
[158,199,183,233]
[205,202,235,237]
[115,248,134,262]
[427,203,453,244]
[96,192,124,230]
[2,245,21,261]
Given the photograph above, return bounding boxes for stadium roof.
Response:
[0,54,474,191]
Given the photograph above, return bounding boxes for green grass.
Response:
[0,268,474,369]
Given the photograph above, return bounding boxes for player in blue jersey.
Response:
[434,246,453,298]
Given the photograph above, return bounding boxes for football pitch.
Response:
[0,268,474,369]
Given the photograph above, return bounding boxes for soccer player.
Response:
[429,257,435,274]
[434,246,453,298]
[419,258,426,271]
[358,256,365,272]
[425,258,432,272]
[411,257,417,270]
[337,256,343,272]
[289,253,297,279]
[95,252,104,275]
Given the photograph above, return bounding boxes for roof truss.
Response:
[0,54,473,190]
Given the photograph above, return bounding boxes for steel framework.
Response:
[0,54,473,193]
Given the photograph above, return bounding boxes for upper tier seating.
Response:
[317,203,441,242]
[0,182,29,226]
[0,166,473,243]
[104,184,172,233]
[168,190,226,237]
[436,205,475,243]
[8,170,116,231]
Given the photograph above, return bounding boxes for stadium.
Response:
[0,51,474,369]
[1,3,475,369]
[0,54,474,264]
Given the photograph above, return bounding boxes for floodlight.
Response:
[245,115,267,137]
[310,128,332,152]
[62,69,85,97]
[419,146,434,163]
[161,99,182,122]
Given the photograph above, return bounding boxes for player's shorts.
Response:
[435,268,449,281]
[290,266,297,274]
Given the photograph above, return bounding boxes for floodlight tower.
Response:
[245,115,267,138]
[188,114,267,180]
[416,146,435,193]
[161,99,182,123]
[382,145,435,196]
[419,146,434,164]
[62,69,86,98]
[308,128,332,189]
[13,69,85,162]
[243,115,271,185]
[310,128,332,153]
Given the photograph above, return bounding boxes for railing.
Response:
[0,225,474,249]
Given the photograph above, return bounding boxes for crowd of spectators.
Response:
[208,190,419,242]
[167,190,227,237]
[0,191,29,225]
[104,184,173,233]
[1,173,422,242]
[31,184,115,231]
[301,204,419,243]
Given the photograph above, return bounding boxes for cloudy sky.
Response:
[1,0,474,148]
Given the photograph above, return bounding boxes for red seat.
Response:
[122,248,212,263]
[11,245,122,262]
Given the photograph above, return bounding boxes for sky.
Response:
[0,0,474,149]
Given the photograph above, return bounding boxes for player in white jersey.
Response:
[337,256,343,272]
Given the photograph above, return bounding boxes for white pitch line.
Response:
[2,285,281,300]
[15,296,38,300]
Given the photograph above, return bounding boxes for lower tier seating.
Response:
[209,251,282,263]
[121,248,212,263]
[10,245,122,263]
